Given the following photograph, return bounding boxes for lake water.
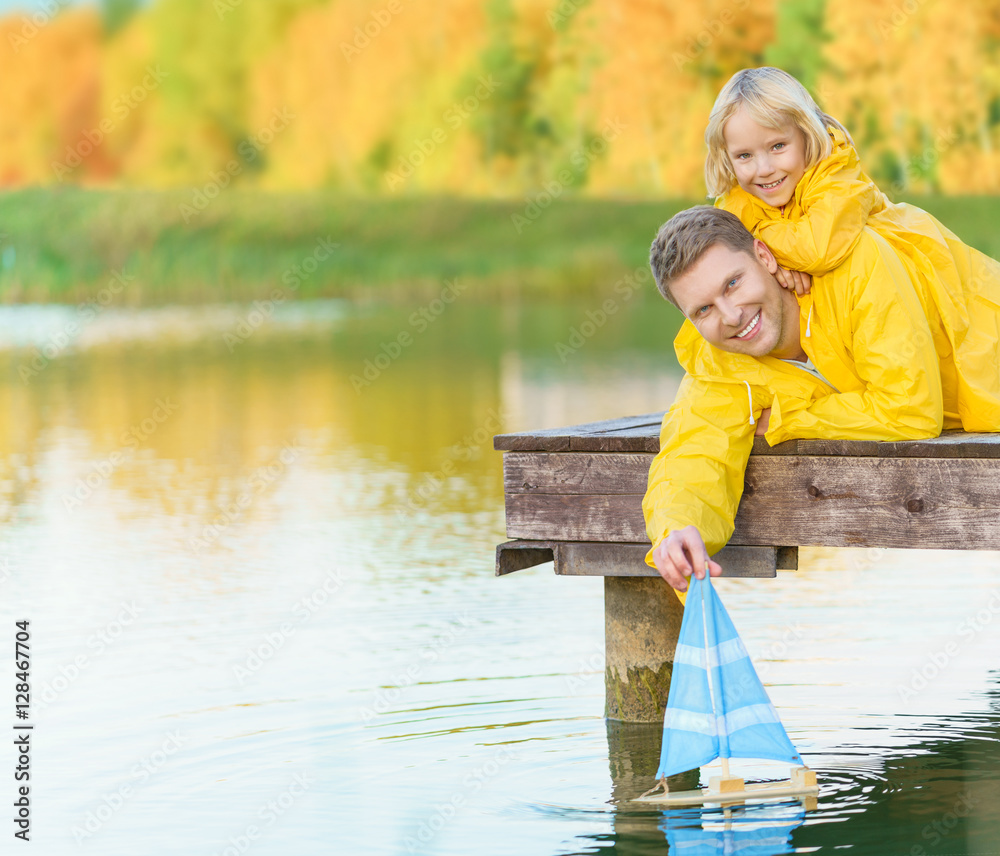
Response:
[1,298,999,855]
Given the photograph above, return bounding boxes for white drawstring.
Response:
[805,303,813,337]
[744,381,755,426]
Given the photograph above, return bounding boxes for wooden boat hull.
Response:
[634,767,818,806]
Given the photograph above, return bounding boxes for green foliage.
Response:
[101,0,141,36]
[764,0,828,90]
[466,0,543,163]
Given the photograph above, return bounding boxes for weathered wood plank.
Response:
[504,452,651,495]
[505,493,647,541]
[494,539,795,577]
[555,542,781,577]
[505,456,1000,549]
[492,429,570,453]
[495,540,554,576]
[761,432,1000,458]
[497,412,1000,457]
[494,413,664,452]
[570,427,661,453]
[733,456,1000,547]
[505,445,1000,496]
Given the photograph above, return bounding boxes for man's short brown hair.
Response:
[650,207,755,310]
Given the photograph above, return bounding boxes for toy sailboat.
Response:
[635,569,818,806]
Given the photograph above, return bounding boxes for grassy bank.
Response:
[0,190,694,305]
[1,190,999,305]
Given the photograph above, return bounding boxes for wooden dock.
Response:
[495,413,1000,721]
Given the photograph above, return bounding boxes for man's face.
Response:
[670,240,801,360]
[723,108,807,209]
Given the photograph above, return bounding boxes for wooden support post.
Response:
[604,576,684,722]
[496,540,789,722]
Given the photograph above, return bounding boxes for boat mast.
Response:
[700,565,729,770]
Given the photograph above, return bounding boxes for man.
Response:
[643,206,1000,595]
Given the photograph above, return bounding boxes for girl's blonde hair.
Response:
[704,67,853,198]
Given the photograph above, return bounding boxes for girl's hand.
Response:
[775,266,812,296]
[755,407,771,437]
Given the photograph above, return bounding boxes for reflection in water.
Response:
[600,692,1000,854]
[603,721,807,853]
[660,804,805,855]
[2,300,1000,855]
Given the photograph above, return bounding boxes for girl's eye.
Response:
[736,153,751,160]
[773,143,785,151]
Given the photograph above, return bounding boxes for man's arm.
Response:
[644,375,757,594]
[766,229,944,444]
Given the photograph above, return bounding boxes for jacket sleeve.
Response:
[766,231,944,444]
[644,375,757,567]
[752,148,877,276]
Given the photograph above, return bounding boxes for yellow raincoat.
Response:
[644,225,988,581]
[718,127,1000,431]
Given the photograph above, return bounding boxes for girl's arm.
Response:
[765,231,943,444]
[721,142,879,276]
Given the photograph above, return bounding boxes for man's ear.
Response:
[753,239,779,274]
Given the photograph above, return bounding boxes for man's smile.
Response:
[733,310,761,340]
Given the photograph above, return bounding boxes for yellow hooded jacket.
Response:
[718,127,1000,431]
[644,227,951,591]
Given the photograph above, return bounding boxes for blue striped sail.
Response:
[656,572,803,779]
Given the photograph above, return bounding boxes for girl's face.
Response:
[723,107,807,208]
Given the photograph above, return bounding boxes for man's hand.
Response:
[775,266,812,295]
[651,525,723,593]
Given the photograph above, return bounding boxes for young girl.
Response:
[704,66,1000,432]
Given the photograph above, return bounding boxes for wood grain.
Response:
[555,542,780,578]
[733,456,1000,547]
[494,539,791,577]
[504,452,651,495]
[505,493,647,541]
[495,541,554,576]
[504,456,1000,549]
[493,412,664,452]
[496,412,1000,458]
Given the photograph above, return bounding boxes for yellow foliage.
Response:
[253,0,490,192]
[0,8,102,186]
[573,0,774,197]
[2,0,1000,195]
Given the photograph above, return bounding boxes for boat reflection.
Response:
[660,803,806,855]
